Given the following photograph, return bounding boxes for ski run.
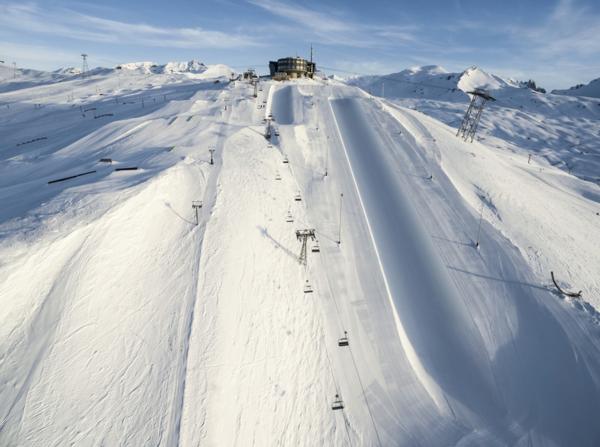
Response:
[1,63,600,446]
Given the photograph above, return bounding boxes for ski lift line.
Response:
[317,243,385,446]
[280,94,379,446]
[313,221,386,436]
[313,303,353,445]
[347,343,384,447]
[341,411,354,446]
[306,224,385,447]
[294,246,352,441]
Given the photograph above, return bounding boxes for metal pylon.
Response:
[456,89,495,142]
[296,229,316,266]
[81,54,89,78]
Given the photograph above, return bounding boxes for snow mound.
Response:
[552,77,600,98]
[163,60,207,74]
[194,64,233,79]
[457,66,507,93]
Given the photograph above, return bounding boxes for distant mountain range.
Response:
[347,65,543,100]
[348,65,600,99]
[552,78,600,98]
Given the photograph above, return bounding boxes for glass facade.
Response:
[269,57,315,78]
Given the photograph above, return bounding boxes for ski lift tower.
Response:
[81,54,89,79]
[296,229,316,266]
[456,88,495,142]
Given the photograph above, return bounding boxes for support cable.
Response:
[282,88,383,447]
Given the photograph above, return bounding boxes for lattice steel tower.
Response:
[456,89,495,142]
[81,54,89,78]
[296,229,316,266]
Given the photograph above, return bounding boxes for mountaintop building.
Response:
[269,57,316,80]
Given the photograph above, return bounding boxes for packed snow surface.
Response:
[1,63,600,446]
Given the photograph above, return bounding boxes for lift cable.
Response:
[313,232,385,447]
[312,294,354,447]
[280,146,353,444]
[297,213,384,447]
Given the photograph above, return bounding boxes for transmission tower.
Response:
[252,79,258,98]
[192,201,203,225]
[81,54,89,78]
[456,89,495,142]
[296,229,316,266]
[265,117,272,140]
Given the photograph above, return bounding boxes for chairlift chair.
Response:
[286,211,294,223]
[338,331,349,347]
[294,193,302,202]
[311,240,320,253]
[283,155,289,164]
[331,394,344,411]
[304,280,313,293]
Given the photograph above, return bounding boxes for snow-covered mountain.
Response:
[0,60,232,92]
[117,60,207,74]
[1,63,600,446]
[349,65,600,184]
[348,65,516,100]
[553,77,600,98]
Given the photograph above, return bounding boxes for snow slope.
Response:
[348,66,600,183]
[1,65,600,446]
[349,66,600,311]
[284,82,600,446]
[553,77,600,98]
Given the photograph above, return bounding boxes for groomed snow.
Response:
[1,64,600,446]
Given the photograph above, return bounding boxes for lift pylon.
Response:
[456,89,495,142]
[296,229,316,266]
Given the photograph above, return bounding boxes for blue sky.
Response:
[1,0,599,89]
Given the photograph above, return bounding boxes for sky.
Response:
[1,0,599,90]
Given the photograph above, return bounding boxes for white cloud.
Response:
[0,3,261,49]
[522,0,600,59]
[247,0,419,48]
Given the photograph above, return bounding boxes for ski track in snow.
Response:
[1,66,600,446]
